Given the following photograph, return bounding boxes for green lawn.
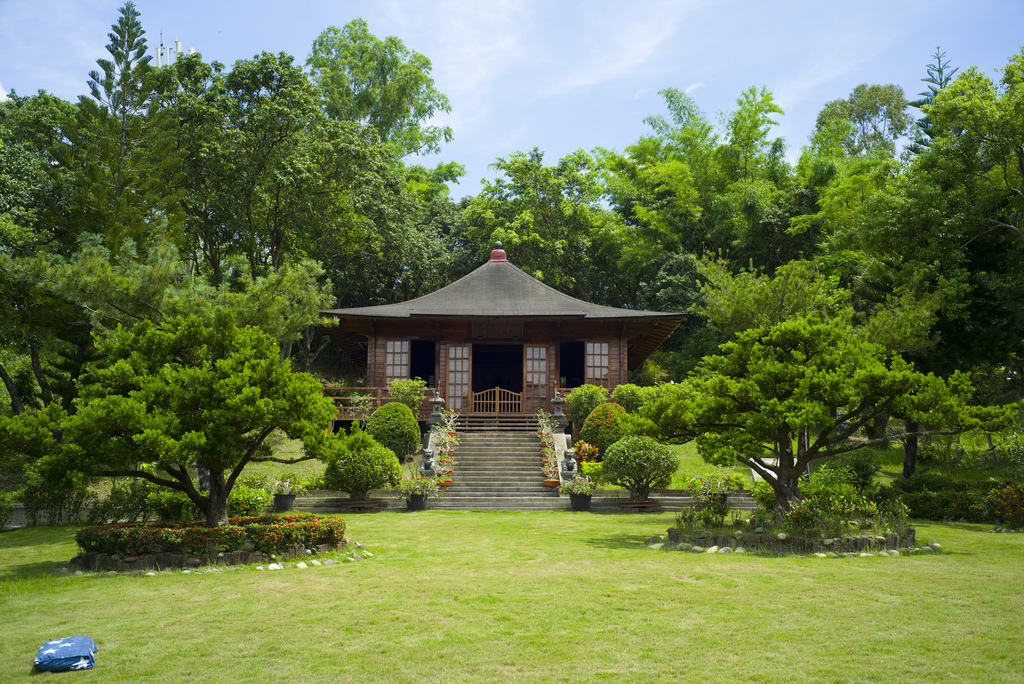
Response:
[2,513,1022,683]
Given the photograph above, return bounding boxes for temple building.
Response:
[322,243,683,417]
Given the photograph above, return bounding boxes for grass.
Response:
[2,513,1023,683]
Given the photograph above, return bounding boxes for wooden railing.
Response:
[321,386,431,421]
[471,387,522,414]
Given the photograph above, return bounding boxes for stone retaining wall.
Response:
[69,541,346,573]
[666,528,915,554]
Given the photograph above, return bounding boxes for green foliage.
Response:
[602,435,678,502]
[228,484,272,517]
[148,489,200,525]
[795,465,873,537]
[750,479,776,514]
[644,313,1019,511]
[0,491,16,530]
[580,402,627,457]
[53,311,335,527]
[580,461,604,485]
[610,383,654,413]
[87,479,155,525]
[366,401,421,461]
[306,18,453,156]
[558,476,596,496]
[386,377,427,413]
[321,428,401,500]
[20,465,96,526]
[829,452,881,494]
[988,485,1024,527]
[395,475,441,499]
[564,384,608,432]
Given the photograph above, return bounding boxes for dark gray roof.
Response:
[322,258,682,320]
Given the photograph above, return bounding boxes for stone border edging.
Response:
[68,541,347,573]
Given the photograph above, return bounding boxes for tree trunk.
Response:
[902,419,919,479]
[0,361,26,414]
[29,329,54,407]
[870,411,889,442]
[201,472,232,528]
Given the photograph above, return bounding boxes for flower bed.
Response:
[75,514,346,557]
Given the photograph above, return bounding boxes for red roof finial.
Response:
[489,241,508,262]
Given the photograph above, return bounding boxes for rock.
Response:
[859,553,874,557]
[691,545,705,553]
[919,546,932,552]
[958,517,967,523]
[304,549,313,556]
[182,569,191,574]
[353,541,364,549]
[826,552,838,558]
[889,550,900,556]
[270,554,277,560]
[823,538,834,546]
[644,536,661,546]
[185,557,202,568]
[929,542,943,550]
[122,556,137,563]
[719,547,733,554]
[874,536,886,544]
[107,571,117,576]
[145,572,157,576]
[697,530,712,539]
[734,547,746,554]
[776,533,788,541]
[311,560,322,566]
[53,567,69,576]
[676,543,692,551]
[217,552,225,558]
[296,562,308,569]
[362,551,374,558]
[733,530,744,539]
[268,563,282,570]
[706,546,719,554]
[323,559,337,566]
[753,527,766,534]
[814,553,827,558]
[256,566,264,570]
[74,570,83,576]
[343,557,355,563]
[649,543,664,550]
[662,542,677,550]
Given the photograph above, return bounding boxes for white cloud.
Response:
[684,82,704,94]
[0,81,7,102]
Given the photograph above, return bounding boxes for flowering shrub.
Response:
[559,476,596,495]
[75,515,346,556]
[580,403,627,457]
[395,476,442,498]
[574,441,599,462]
[988,485,1024,527]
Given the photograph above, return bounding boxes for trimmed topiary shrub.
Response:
[564,384,608,432]
[602,435,678,502]
[323,428,402,500]
[610,383,655,413]
[580,402,627,457]
[367,401,421,461]
[387,378,428,414]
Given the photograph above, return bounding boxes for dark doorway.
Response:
[560,341,585,388]
[410,340,436,385]
[472,344,523,393]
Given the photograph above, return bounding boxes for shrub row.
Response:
[75,514,346,557]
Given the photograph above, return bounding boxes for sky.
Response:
[2,0,1023,200]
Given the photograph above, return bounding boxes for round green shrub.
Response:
[564,384,608,432]
[367,401,421,461]
[323,429,402,500]
[602,435,678,501]
[580,402,627,456]
[610,383,654,413]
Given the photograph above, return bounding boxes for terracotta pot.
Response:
[544,479,560,488]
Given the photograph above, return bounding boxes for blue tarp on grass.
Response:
[34,636,97,672]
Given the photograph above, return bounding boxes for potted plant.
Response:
[542,447,560,487]
[396,475,442,510]
[559,476,596,511]
[271,477,308,512]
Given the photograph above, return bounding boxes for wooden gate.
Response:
[471,387,522,414]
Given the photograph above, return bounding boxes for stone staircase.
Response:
[434,431,564,510]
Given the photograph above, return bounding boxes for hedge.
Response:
[75,514,346,557]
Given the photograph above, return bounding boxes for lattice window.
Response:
[447,345,470,411]
[585,341,610,387]
[525,345,547,386]
[385,340,410,385]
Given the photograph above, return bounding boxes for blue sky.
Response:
[2,0,1023,200]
